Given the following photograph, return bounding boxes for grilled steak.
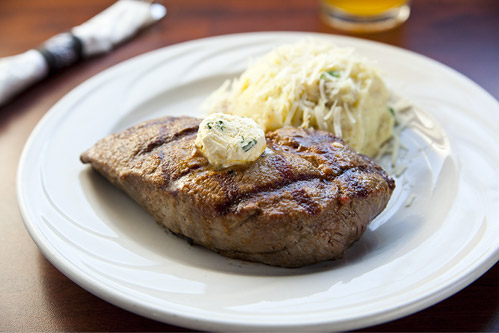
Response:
[81,116,395,268]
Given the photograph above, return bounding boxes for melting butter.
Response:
[195,113,266,168]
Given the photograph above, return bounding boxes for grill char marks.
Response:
[81,116,395,268]
[139,125,199,155]
[291,187,321,215]
[181,150,327,217]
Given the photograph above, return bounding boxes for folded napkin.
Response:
[0,0,166,106]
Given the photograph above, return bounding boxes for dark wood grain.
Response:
[0,0,497,331]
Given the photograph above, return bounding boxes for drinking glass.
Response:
[321,0,411,33]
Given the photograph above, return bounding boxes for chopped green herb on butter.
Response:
[242,139,257,152]
[195,113,266,168]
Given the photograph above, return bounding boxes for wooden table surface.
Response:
[1,0,497,331]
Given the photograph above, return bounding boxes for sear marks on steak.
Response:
[81,116,395,268]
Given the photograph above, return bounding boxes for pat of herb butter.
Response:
[195,113,266,168]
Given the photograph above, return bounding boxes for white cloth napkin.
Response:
[0,0,166,106]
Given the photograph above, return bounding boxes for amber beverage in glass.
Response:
[321,0,410,33]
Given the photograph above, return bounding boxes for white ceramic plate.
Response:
[18,32,499,331]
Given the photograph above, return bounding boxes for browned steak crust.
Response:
[81,116,395,267]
